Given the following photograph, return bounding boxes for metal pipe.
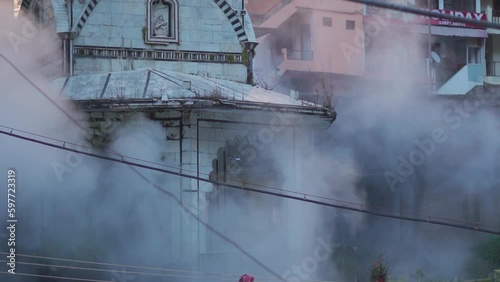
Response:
[427,0,432,90]
[241,0,245,30]
[69,0,74,76]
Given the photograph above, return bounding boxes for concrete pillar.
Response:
[486,6,493,22]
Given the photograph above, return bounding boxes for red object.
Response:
[376,279,385,282]
[239,274,255,282]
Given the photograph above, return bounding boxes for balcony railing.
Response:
[487,61,500,77]
[286,49,313,61]
[297,92,334,109]
[492,10,500,24]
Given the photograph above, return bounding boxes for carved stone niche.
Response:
[146,0,179,44]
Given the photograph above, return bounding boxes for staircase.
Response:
[436,64,484,95]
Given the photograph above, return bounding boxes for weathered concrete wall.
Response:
[85,107,315,270]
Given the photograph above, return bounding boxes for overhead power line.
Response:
[344,0,500,30]
[0,252,269,281]
[8,125,494,232]
[0,252,333,282]
[0,53,283,280]
[1,126,499,236]
[0,260,237,281]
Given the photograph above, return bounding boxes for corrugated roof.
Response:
[52,68,319,107]
[51,69,336,128]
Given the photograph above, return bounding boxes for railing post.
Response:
[281,48,287,61]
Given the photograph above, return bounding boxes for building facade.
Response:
[11,0,336,280]
[484,0,500,85]
[364,0,488,95]
[249,0,495,97]
[248,0,365,99]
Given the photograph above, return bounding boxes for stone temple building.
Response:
[14,0,336,279]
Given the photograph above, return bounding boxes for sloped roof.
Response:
[50,69,336,126]
[52,68,319,106]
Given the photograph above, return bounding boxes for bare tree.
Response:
[253,66,283,90]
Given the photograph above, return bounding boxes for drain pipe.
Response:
[240,0,246,29]
[69,0,74,76]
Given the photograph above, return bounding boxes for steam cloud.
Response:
[2,2,499,282]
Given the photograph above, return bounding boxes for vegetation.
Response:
[317,73,337,111]
[370,256,389,282]
[253,67,282,90]
[142,26,147,42]
[242,49,250,66]
[465,236,500,279]
[331,245,366,282]
[205,86,226,101]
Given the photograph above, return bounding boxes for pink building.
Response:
[248,0,365,101]
[364,0,487,95]
[250,0,490,97]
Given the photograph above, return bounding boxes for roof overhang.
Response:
[70,98,336,130]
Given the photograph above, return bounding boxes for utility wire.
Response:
[1,126,499,235]
[4,123,496,231]
[0,271,113,282]
[0,254,334,282]
[0,260,238,281]
[344,0,500,30]
[0,252,261,280]
[0,53,284,280]
[0,252,238,279]
[0,124,209,178]
[1,6,499,276]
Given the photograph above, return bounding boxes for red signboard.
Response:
[366,7,487,29]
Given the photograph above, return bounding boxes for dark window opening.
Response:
[444,0,475,12]
[323,17,332,27]
[346,20,355,30]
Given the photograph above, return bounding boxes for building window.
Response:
[415,0,438,9]
[146,0,179,45]
[444,0,475,12]
[323,17,332,27]
[346,20,355,30]
[468,47,481,64]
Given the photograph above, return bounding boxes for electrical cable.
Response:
[2,6,499,278]
[0,254,336,282]
[0,124,209,178]
[3,123,495,230]
[0,53,284,280]
[0,260,238,281]
[0,271,113,282]
[1,126,499,235]
[0,252,246,279]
